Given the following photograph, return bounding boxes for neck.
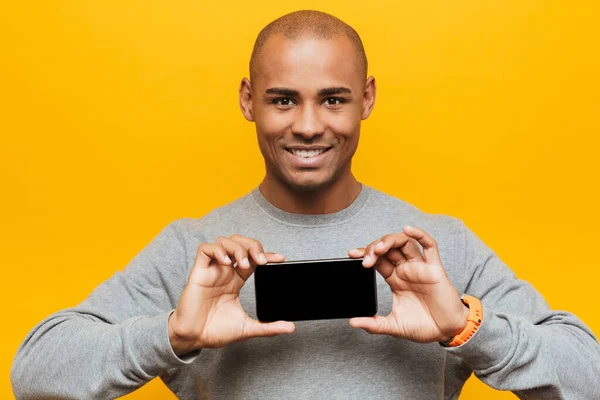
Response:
[258,173,362,215]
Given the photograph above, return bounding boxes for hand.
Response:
[348,225,469,343]
[168,234,295,355]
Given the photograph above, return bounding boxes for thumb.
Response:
[349,315,392,335]
[242,319,296,340]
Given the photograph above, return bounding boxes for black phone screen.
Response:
[254,258,377,322]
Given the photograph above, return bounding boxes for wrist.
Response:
[440,295,483,347]
[440,302,470,343]
[168,312,200,356]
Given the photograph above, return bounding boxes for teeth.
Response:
[289,148,327,158]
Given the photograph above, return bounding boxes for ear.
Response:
[361,76,376,120]
[239,78,254,121]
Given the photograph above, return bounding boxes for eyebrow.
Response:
[265,88,299,96]
[318,87,352,96]
[264,87,352,96]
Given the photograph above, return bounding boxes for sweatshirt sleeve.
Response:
[10,219,198,399]
[444,221,600,399]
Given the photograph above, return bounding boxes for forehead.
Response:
[252,35,364,92]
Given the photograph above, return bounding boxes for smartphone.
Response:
[254,257,377,322]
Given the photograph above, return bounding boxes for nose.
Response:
[291,104,325,140]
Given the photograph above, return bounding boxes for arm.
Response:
[445,221,600,398]
[10,220,195,399]
[11,225,295,399]
[348,222,600,399]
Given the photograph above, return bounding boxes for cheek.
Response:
[254,113,291,159]
[327,112,361,142]
[255,110,291,138]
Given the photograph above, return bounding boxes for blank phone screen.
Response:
[254,258,377,322]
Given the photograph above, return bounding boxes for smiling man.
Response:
[240,17,373,212]
[11,10,600,400]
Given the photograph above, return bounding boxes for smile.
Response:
[286,148,331,158]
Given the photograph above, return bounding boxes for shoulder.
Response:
[165,191,257,241]
[365,186,466,237]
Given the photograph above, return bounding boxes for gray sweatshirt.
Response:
[11,185,600,399]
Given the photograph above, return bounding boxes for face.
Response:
[240,35,376,192]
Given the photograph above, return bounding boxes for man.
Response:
[11,10,600,399]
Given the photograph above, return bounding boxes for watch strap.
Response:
[441,294,483,347]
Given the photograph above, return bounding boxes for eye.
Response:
[271,98,296,108]
[323,97,345,106]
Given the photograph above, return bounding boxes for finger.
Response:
[242,319,295,340]
[216,236,250,269]
[264,252,285,263]
[235,252,285,282]
[348,247,366,258]
[399,238,424,262]
[195,243,232,267]
[362,239,385,268]
[214,235,225,247]
[356,232,423,268]
[370,233,412,263]
[394,261,440,284]
[373,254,395,279]
[235,263,254,282]
[363,234,412,268]
[230,234,269,265]
[372,234,410,256]
[349,315,395,336]
[222,238,286,268]
[188,243,234,284]
[382,248,406,266]
[216,236,254,282]
[402,226,442,264]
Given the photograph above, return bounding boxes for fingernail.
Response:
[376,241,384,250]
[242,257,250,268]
[224,255,232,264]
[259,253,267,264]
[364,255,371,264]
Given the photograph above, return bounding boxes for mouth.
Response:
[285,147,332,158]
[283,146,333,168]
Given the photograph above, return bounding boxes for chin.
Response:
[283,173,337,193]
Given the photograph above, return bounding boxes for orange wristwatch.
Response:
[441,294,483,347]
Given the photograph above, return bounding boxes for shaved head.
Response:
[249,10,368,81]
[239,9,376,203]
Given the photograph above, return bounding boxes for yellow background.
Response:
[2,1,599,398]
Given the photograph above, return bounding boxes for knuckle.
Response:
[195,243,214,261]
[215,235,227,244]
[235,246,246,257]
[250,240,264,253]
[230,233,249,242]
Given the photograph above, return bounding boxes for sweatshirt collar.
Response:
[250,184,371,226]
